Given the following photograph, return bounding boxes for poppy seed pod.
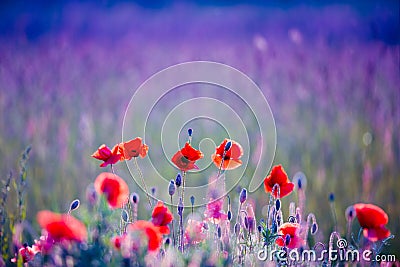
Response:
[168,180,176,196]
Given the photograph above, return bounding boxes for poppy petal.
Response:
[354,203,389,228]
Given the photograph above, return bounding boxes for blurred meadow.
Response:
[0,0,399,257]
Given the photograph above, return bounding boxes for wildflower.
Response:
[353,203,391,242]
[276,222,304,249]
[171,142,203,171]
[36,210,87,242]
[123,137,148,160]
[11,244,40,263]
[94,172,129,209]
[211,139,243,170]
[151,201,173,234]
[184,219,206,245]
[127,220,162,252]
[204,198,227,223]
[91,144,123,167]
[264,165,294,198]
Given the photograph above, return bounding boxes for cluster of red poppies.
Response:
[12,135,392,264]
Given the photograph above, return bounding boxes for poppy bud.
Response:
[151,187,156,196]
[293,172,307,190]
[345,206,355,222]
[239,188,247,204]
[168,180,175,196]
[227,210,232,221]
[257,225,262,232]
[190,196,195,206]
[188,128,193,137]
[217,226,222,238]
[297,178,302,189]
[130,193,139,204]
[178,198,184,215]
[311,222,318,235]
[224,141,232,151]
[329,192,335,202]
[121,209,129,222]
[69,199,80,211]
[175,174,182,187]
[234,223,240,235]
[288,215,297,223]
[275,199,281,211]
[165,238,170,246]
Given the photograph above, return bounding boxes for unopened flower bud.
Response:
[224,141,232,151]
[188,128,193,137]
[130,193,139,204]
[190,196,195,206]
[239,188,247,204]
[69,199,80,211]
[168,180,176,196]
[175,174,182,187]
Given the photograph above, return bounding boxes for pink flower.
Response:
[204,198,227,223]
[184,219,206,245]
[11,244,40,263]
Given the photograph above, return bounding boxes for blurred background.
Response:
[0,0,399,256]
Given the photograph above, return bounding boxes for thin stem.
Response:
[181,172,186,205]
[170,195,176,247]
[133,157,152,208]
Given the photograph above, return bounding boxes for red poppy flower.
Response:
[92,144,123,167]
[354,203,391,242]
[171,142,203,171]
[151,201,173,234]
[123,137,148,160]
[127,220,162,252]
[276,222,304,249]
[211,139,243,170]
[36,210,87,242]
[264,165,294,198]
[94,172,129,209]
